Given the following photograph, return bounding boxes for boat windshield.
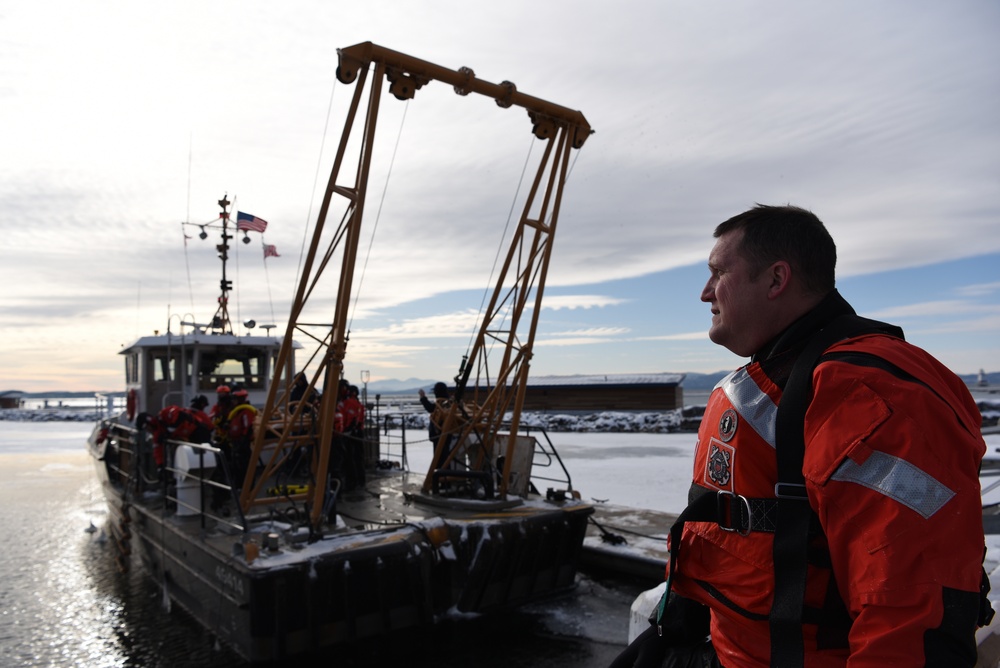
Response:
[198,349,269,390]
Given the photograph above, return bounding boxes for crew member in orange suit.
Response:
[138,402,216,484]
[611,205,990,668]
[342,384,366,489]
[227,387,257,490]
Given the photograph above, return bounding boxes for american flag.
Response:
[237,211,268,233]
[263,244,280,259]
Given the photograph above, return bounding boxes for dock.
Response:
[581,503,675,581]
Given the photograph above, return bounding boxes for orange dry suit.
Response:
[227,401,257,485]
[341,395,364,434]
[148,405,214,466]
[667,291,988,667]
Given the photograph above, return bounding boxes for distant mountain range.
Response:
[6,371,998,397]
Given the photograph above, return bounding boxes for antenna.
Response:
[209,195,234,335]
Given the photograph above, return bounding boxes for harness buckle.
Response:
[774,483,809,499]
[716,490,752,536]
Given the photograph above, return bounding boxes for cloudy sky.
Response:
[2,1,998,393]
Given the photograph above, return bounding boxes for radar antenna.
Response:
[208,195,235,335]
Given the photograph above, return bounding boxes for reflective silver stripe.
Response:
[719,368,777,448]
[830,450,955,519]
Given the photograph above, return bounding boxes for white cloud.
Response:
[908,313,1000,336]
[548,327,630,337]
[542,295,629,310]
[364,311,483,340]
[956,282,1000,298]
[2,0,999,390]
[535,336,622,348]
[868,300,983,320]
[640,332,710,342]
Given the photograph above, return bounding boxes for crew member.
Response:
[342,384,366,489]
[612,205,990,667]
[419,382,454,470]
[188,395,214,432]
[139,403,216,482]
[211,385,234,446]
[227,387,258,491]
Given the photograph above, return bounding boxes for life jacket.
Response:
[190,409,215,435]
[341,396,364,433]
[149,405,213,466]
[227,403,258,444]
[661,314,991,667]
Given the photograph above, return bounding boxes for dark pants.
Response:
[209,448,231,508]
[431,433,455,470]
[340,432,365,492]
[232,441,252,490]
[329,435,347,491]
[349,429,366,489]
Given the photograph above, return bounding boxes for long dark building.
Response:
[514,373,685,413]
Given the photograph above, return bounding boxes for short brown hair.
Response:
[715,204,836,295]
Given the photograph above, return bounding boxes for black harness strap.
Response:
[769,314,901,667]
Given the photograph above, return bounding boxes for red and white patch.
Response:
[718,408,738,442]
[704,437,735,492]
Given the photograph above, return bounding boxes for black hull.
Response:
[88,423,592,662]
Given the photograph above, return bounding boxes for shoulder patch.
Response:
[719,408,738,442]
[704,437,736,491]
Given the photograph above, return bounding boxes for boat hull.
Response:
[87,421,593,662]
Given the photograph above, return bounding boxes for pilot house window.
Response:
[151,353,179,382]
[199,350,267,390]
[124,353,139,384]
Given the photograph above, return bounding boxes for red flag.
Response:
[263,244,280,259]
[237,211,268,233]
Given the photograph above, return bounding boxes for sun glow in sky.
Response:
[1,1,998,393]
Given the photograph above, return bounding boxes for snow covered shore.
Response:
[0,409,104,422]
[2,397,996,432]
[0,406,703,433]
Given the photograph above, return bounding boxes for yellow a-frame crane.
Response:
[238,42,592,531]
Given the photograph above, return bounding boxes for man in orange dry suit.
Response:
[334,379,364,491]
[344,385,366,488]
[227,387,257,490]
[611,205,990,668]
[140,402,215,475]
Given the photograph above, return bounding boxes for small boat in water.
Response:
[87,42,594,663]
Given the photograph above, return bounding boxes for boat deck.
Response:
[143,462,595,576]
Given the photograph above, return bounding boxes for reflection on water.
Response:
[0,430,639,667]
[0,451,245,667]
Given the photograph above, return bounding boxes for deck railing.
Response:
[100,415,577,530]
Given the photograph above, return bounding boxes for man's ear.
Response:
[766,260,792,299]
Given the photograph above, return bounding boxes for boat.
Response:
[87,42,595,663]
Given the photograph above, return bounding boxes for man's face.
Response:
[700,229,773,357]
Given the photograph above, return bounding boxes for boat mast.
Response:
[210,195,234,335]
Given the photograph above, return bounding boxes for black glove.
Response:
[653,592,710,644]
[609,624,671,668]
[608,593,711,668]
